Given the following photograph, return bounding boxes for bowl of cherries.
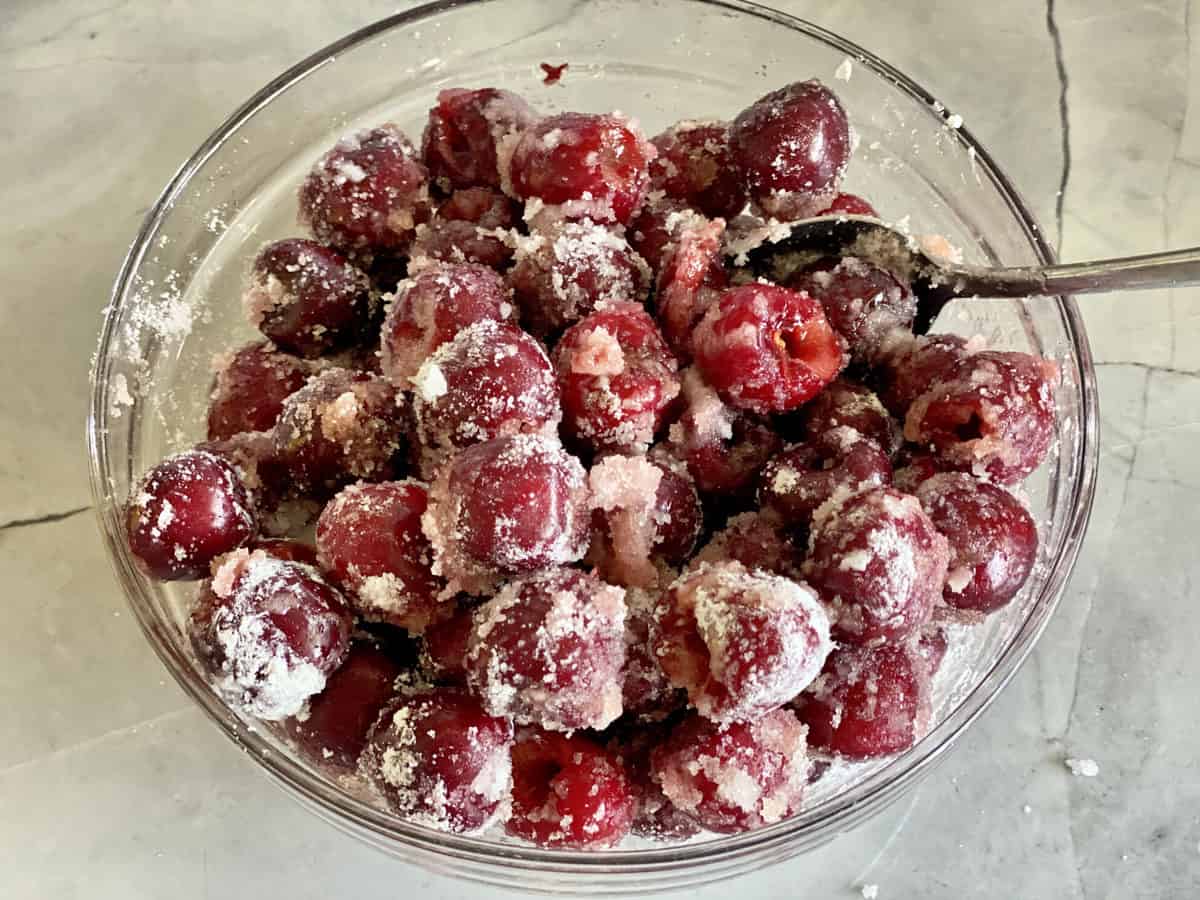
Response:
[89,0,1097,892]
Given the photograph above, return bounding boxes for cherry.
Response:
[283,639,404,772]
[206,342,312,440]
[424,434,590,594]
[802,378,900,457]
[653,215,728,358]
[188,548,352,720]
[650,709,810,833]
[127,449,257,581]
[891,447,945,493]
[251,537,320,566]
[627,198,706,274]
[915,472,1038,612]
[608,724,699,839]
[794,642,931,759]
[315,480,444,632]
[272,368,406,497]
[419,598,478,685]
[665,368,781,497]
[620,588,686,721]
[692,509,805,577]
[587,454,701,589]
[654,560,831,723]
[361,687,514,834]
[649,120,747,219]
[508,221,651,337]
[466,568,626,731]
[692,283,846,414]
[873,332,972,417]
[803,487,949,645]
[730,80,851,220]
[299,123,432,253]
[554,301,680,454]
[507,727,635,848]
[903,350,1058,484]
[758,439,892,529]
[786,257,915,363]
[408,187,521,268]
[507,112,654,224]
[242,238,374,357]
[379,260,514,386]
[819,192,878,217]
[421,87,536,191]
[411,321,560,466]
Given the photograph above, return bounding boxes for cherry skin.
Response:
[554,301,680,454]
[188,548,352,720]
[315,480,444,633]
[283,639,404,772]
[299,123,432,253]
[361,687,514,834]
[649,120,747,219]
[819,192,878,217]
[408,187,521,268]
[421,87,535,191]
[801,378,901,457]
[126,449,257,581]
[507,727,636,848]
[243,238,374,357]
[730,80,851,219]
[692,283,846,415]
[466,568,626,732]
[206,342,312,440]
[915,472,1039,613]
[507,112,654,224]
[650,709,810,833]
[794,641,931,759]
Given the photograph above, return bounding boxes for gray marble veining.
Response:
[1,1,1198,897]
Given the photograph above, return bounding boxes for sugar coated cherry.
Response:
[607,725,699,839]
[242,239,374,357]
[649,120,747,219]
[508,728,636,848]
[411,320,560,465]
[272,368,406,497]
[408,187,520,268]
[509,221,651,337]
[207,342,312,440]
[802,378,900,457]
[903,350,1058,484]
[730,80,851,220]
[651,709,810,833]
[423,433,590,593]
[654,215,727,358]
[554,301,680,454]
[620,588,685,720]
[467,568,626,731]
[627,198,705,274]
[361,687,514,834]
[127,449,257,581]
[692,283,845,415]
[315,480,443,632]
[507,112,654,224]
[786,257,915,363]
[873,332,973,417]
[804,487,949,645]
[283,639,404,772]
[794,642,931,759]
[421,87,536,191]
[655,561,831,723]
[915,472,1038,613]
[665,368,781,496]
[380,261,514,386]
[299,123,431,253]
[758,438,892,529]
[419,597,478,685]
[692,509,804,577]
[188,548,352,720]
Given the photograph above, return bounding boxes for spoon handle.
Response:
[946,246,1200,298]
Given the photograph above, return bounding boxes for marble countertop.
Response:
[2,1,1198,897]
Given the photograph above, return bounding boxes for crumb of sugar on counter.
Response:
[1064,757,1099,778]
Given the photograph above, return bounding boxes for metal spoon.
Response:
[742,215,1200,334]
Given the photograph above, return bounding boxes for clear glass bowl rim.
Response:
[86,0,1100,875]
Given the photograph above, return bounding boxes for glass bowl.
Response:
[87,0,1098,893]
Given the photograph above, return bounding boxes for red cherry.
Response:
[649,120,747,219]
[819,193,878,217]
[409,187,521,268]
[421,87,535,191]
[207,342,312,440]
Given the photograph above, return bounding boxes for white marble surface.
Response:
[2,1,1199,897]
